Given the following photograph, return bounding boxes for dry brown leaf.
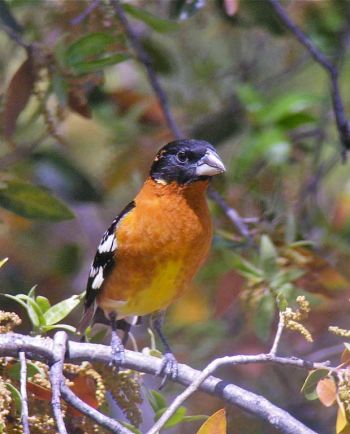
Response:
[68,88,92,119]
[3,56,36,139]
[316,378,336,407]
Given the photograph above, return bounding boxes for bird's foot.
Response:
[110,332,125,368]
[158,352,178,389]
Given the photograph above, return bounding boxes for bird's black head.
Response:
[150,139,226,185]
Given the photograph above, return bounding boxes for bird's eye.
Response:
[176,151,188,163]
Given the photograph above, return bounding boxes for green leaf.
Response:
[36,296,51,313]
[148,390,167,412]
[123,4,179,33]
[42,324,76,333]
[71,53,130,74]
[43,294,81,325]
[259,235,278,275]
[236,84,263,114]
[17,294,43,328]
[276,292,288,312]
[5,383,21,413]
[164,406,187,429]
[181,414,208,423]
[270,269,304,291]
[28,285,37,299]
[254,294,275,341]
[257,93,317,125]
[232,255,263,281]
[0,180,74,221]
[3,293,28,311]
[8,361,45,380]
[154,406,187,429]
[301,369,329,400]
[234,128,290,179]
[65,32,117,66]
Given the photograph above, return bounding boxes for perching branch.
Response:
[19,351,30,434]
[269,0,350,158]
[0,332,328,434]
[49,331,68,434]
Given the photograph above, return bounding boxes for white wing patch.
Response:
[98,232,117,253]
[84,200,135,310]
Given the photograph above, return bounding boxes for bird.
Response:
[79,139,225,380]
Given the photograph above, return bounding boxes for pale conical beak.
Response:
[195,149,226,177]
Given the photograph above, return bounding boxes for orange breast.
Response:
[98,178,212,317]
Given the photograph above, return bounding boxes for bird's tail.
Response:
[76,303,96,336]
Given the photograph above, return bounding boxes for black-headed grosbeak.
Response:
[80,139,225,379]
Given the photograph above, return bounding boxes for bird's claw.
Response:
[158,352,178,389]
[110,334,125,368]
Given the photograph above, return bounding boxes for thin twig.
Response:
[19,351,30,434]
[49,332,68,434]
[69,0,100,26]
[110,0,182,139]
[269,312,285,356]
[146,352,320,434]
[269,0,350,158]
[0,333,326,434]
[0,0,30,50]
[60,383,132,434]
[112,0,255,240]
[208,185,254,242]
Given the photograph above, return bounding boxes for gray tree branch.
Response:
[19,351,30,434]
[49,331,68,434]
[0,332,325,434]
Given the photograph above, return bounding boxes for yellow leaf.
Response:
[197,408,227,434]
[337,403,350,434]
[341,348,350,367]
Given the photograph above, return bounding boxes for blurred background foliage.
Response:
[1,0,350,432]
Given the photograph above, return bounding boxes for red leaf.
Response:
[3,56,36,139]
[27,381,52,401]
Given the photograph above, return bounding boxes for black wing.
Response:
[84,201,135,310]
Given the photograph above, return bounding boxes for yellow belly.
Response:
[99,259,186,317]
